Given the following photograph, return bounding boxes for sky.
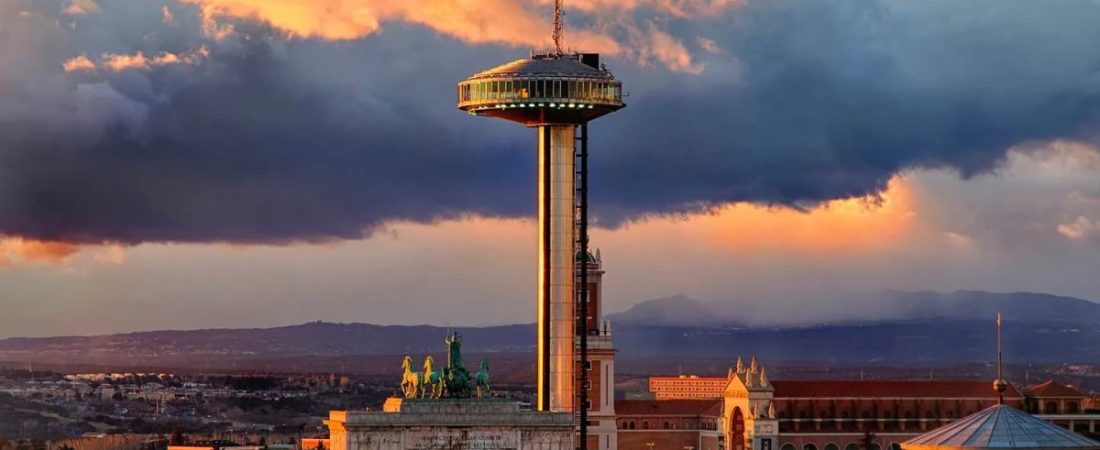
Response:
[0,0,1099,337]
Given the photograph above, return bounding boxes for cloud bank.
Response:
[0,0,1099,245]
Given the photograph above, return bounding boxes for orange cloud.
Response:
[634,22,703,74]
[610,176,916,253]
[176,0,722,73]
[0,238,130,268]
[0,238,81,264]
[62,54,97,73]
[63,0,100,15]
[100,47,209,72]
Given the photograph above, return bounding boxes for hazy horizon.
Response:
[2,0,1100,337]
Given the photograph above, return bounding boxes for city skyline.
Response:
[2,0,1100,338]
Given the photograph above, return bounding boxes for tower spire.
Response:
[553,0,564,55]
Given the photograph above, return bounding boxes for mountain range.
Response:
[1,290,1097,370]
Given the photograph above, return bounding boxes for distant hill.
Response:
[607,290,1100,326]
[1,290,1098,369]
[607,295,737,326]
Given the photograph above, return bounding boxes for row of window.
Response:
[458,78,622,104]
[619,420,718,431]
[783,410,967,419]
[781,443,903,450]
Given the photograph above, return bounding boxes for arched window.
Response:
[891,444,902,450]
[1046,402,1058,414]
[870,444,882,450]
[825,444,840,450]
[781,444,797,450]
[804,444,818,450]
[628,421,635,429]
[642,421,649,430]
[845,444,859,450]
[664,421,670,429]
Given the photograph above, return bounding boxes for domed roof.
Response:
[902,404,1100,450]
[464,56,616,81]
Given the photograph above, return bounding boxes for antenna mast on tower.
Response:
[553,0,565,55]
[994,312,1007,404]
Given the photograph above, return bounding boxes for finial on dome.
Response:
[736,356,745,373]
[749,356,758,373]
[760,366,769,387]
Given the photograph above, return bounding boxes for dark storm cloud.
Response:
[0,1,531,243]
[2,0,1100,243]
[591,0,1100,221]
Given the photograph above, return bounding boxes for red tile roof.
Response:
[1028,380,1086,398]
[615,399,723,416]
[771,380,1022,399]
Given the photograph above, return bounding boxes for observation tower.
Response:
[456,0,625,430]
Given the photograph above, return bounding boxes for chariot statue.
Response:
[443,332,472,398]
[398,332,489,399]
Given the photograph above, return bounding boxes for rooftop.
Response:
[1027,380,1086,398]
[772,380,1024,399]
[464,55,614,81]
[902,404,1100,450]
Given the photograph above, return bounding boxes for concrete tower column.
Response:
[538,124,576,413]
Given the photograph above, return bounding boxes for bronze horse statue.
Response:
[400,356,423,398]
[423,355,443,398]
[475,358,491,398]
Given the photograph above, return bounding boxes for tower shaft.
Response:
[538,125,576,412]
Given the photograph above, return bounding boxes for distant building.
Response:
[650,375,730,400]
[169,441,263,450]
[635,366,1100,450]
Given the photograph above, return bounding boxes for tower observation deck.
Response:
[458,42,625,422]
